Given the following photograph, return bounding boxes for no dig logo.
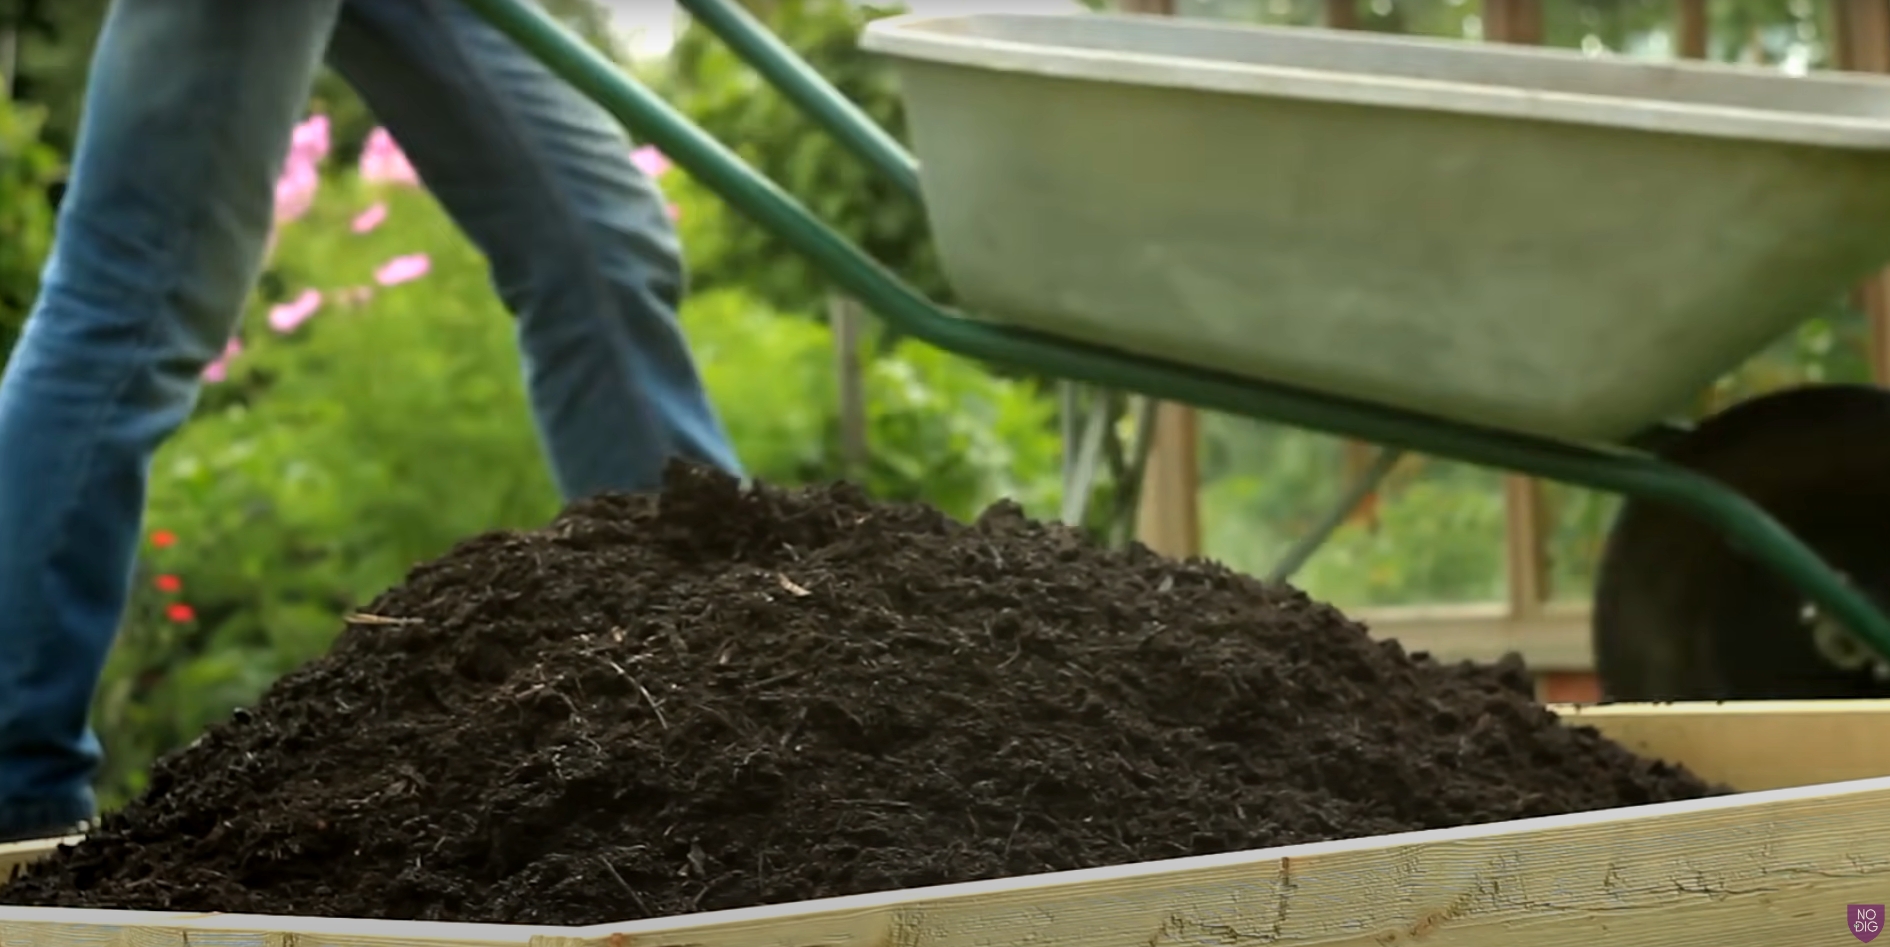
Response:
[1855,905,1884,943]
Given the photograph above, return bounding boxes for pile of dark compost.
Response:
[2,463,1715,925]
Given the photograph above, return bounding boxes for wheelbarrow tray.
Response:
[859,14,1890,442]
[2,700,1888,946]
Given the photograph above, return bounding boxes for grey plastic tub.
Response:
[859,14,1890,441]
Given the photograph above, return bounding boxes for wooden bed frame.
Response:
[0,700,1885,947]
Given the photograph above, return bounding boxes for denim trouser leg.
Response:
[0,0,741,835]
[329,0,742,498]
[0,0,343,837]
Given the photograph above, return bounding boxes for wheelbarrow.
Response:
[460,0,1890,702]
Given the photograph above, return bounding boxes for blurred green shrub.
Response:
[0,98,59,362]
[660,0,951,314]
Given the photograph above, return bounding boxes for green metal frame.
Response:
[459,0,1890,663]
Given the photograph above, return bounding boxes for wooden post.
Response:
[1481,0,1542,45]
[1482,7,1551,612]
[1117,0,1199,558]
[1325,0,1357,30]
[1325,0,1376,528]
[828,297,868,480]
[1134,401,1202,558]
[1833,1,1890,385]
[1503,478,1549,616]
[1476,0,1576,699]
[1676,0,1709,59]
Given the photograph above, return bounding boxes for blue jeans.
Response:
[0,0,741,838]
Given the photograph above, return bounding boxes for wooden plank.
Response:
[0,837,77,882]
[1358,600,1591,670]
[1536,671,1601,703]
[547,778,1890,946]
[0,778,1883,947]
[0,910,554,947]
[1553,699,1890,791]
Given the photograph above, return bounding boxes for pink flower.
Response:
[201,338,243,384]
[374,253,431,286]
[267,288,323,334]
[290,115,331,167]
[274,158,319,225]
[351,201,388,234]
[359,128,418,186]
[272,114,331,226]
[630,145,673,179]
[666,203,680,221]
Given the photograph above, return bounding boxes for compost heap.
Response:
[2,462,1716,924]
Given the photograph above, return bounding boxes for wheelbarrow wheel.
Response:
[1593,383,1890,701]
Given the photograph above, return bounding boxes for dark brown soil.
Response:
[2,463,1716,925]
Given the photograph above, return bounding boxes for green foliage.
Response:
[0,96,57,362]
[660,0,950,313]
[305,71,381,170]
[0,0,106,155]
[683,288,1062,516]
[1199,422,1508,606]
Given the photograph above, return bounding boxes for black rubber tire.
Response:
[1592,383,1890,701]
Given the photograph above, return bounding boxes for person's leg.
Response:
[327,0,740,500]
[0,0,340,840]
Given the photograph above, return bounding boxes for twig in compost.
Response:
[344,613,424,626]
[751,669,801,689]
[604,657,669,730]
[1003,777,1040,858]
[597,856,651,916]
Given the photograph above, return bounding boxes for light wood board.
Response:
[1551,698,1890,791]
[0,837,77,883]
[1361,600,1591,670]
[0,702,1884,947]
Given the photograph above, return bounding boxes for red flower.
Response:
[165,603,196,623]
[153,574,182,593]
[150,530,177,549]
